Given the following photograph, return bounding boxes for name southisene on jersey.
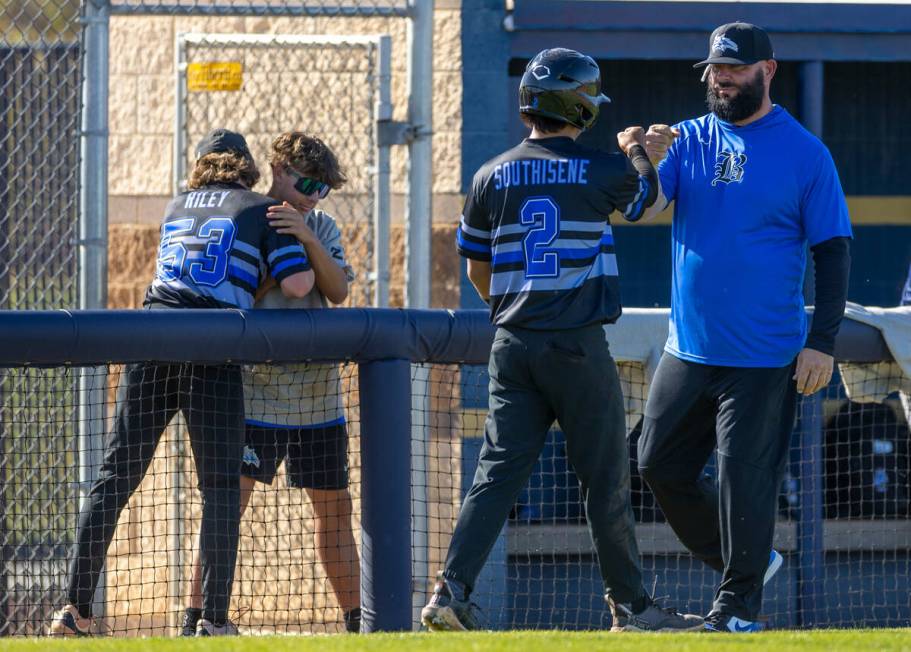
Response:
[493,157,591,190]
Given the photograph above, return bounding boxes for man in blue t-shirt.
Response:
[635,23,852,633]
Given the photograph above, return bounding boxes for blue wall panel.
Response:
[849,226,911,307]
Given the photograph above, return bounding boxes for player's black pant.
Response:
[67,362,244,625]
[444,324,646,604]
[637,353,797,620]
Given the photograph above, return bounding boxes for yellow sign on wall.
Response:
[187,62,243,92]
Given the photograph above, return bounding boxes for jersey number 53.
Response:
[157,216,237,286]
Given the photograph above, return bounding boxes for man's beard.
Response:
[706,68,765,123]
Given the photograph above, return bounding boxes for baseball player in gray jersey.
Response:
[183,133,361,634]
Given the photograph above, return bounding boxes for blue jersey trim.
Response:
[245,415,347,429]
[491,250,525,266]
[228,264,258,288]
[456,230,492,253]
[272,256,309,276]
[268,245,304,265]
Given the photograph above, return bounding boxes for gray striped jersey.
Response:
[457,137,650,329]
[244,209,354,428]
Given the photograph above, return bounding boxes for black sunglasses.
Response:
[288,169,331,199]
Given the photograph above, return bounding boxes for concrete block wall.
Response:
[102,3,468,635]
[107,2,464,310]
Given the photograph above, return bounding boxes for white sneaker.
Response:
[48,604,92,637]
[763,549,784,585]
[704,611,763,633]
[195,618,239,636]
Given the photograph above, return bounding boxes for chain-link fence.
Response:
[3,0,429,307]
[109,0,409,16]
[0,5,82,634]
[177,33,387,306]
[0,310,909,635]
[0,1,81,310]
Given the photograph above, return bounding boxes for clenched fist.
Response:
[644,124,681,165]
[616,126,646,156]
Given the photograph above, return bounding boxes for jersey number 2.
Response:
[157,217,236,286]
[520,197,560,278]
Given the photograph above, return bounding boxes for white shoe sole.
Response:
[421,605,467,632]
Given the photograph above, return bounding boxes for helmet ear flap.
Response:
[578,106,595,129]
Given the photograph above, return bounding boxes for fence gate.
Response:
[176,33,392,307]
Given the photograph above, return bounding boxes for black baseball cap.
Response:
[694,22,775,68]
[195,128,252,160]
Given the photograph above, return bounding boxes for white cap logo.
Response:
[712,35,739,54]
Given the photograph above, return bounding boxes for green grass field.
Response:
[0,630,909,652]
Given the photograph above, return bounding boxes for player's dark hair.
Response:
[188,151,260,190]
[520,112,569,135]
[271,132,348,190]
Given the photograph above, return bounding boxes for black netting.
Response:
[0,353,908,635]
[416,360,911,630]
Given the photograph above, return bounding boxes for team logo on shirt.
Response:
[711,151,747,186]
[243,445,260,468]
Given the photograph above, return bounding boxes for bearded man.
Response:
[635,22,853,633]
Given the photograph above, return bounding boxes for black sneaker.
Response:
[344,607,361,633]
[180,607,201,637]
[703,610,764,633]
[195,618,239,636]
[607,595,703,632]
[420,572,483,631]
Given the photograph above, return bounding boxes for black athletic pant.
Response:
[67,362,244,624]
[637,353,797,620]
[444,324,646,604]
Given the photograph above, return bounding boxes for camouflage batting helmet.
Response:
[519,48,610,130]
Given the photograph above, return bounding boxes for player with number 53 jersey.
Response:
[50,129,314,638]
[146,139,313,309]
[422,48,702,634]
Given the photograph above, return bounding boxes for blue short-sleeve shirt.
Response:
[657,106,853,367]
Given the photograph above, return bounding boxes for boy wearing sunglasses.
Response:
[183,132,360,634]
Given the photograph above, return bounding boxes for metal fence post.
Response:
[359,359,413,632]
[374,35,392,308]
[799,61,824,304]
[78,0,110,626]
[405,0,433,309]
[796,393,825,627]
[796,61,825,628]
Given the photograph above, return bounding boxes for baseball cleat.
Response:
[49,604,91,637]
[607,595,704,632]
[195,618,239,636]
[703,610,764,633]
[421,572,482,631]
